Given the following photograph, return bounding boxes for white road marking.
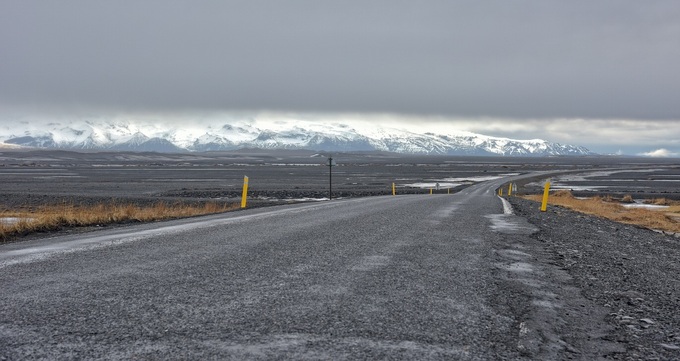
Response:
[498,196,514,215]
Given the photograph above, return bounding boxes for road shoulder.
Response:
[507,197,680,360]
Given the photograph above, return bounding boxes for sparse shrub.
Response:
[521,192,680,234]
[0,201,238,242]
[601,195,615,202]
[621,195,635,203]
[552,190,574,198]
[645,198,672,206]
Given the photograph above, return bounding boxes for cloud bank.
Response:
[639,149,679,158]
[1,1,678,156]
[1,1,679,120]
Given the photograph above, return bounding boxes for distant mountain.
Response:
[0,118,593,156]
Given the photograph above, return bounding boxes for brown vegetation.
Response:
[521,191,680,234]
[0,201,239,241]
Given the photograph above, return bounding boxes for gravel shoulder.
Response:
[508,197,680,360]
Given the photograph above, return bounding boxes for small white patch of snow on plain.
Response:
[443,176,504,182]
[622,203,669,209]
[550,184,608,191]
[0,217,32,225]
[287,198,330,202]
[403,182,462,189]
[270,163,321,167]
[555,169,665,183]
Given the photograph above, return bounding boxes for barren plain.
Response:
[1,149,678,210]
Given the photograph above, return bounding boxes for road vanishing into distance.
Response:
[1,175,621,359]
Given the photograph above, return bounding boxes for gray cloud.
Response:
[1,1,680,119]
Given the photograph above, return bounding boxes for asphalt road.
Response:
[1,176,620,359]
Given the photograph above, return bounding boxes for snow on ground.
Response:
[403,175,508,189]
[622,203,670,210]
[549,185,609,191]
[442,175,505,182]
[255,196,331,202]
[0,218,32,225]
[403,182,463,189]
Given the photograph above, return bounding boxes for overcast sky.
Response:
[1,1,679,155]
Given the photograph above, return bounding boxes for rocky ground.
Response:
[508,197,680,360]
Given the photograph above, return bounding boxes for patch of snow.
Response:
[550,185,608,191]
[0,217,33,225]
[269,163,322,167]
[443,176,504,182]
[554,169,664,182]
[622,203,669,210]
[403,182,462,189]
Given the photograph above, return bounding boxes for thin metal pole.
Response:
[329,157,333,200]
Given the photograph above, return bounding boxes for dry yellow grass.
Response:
[522,191,680,234]
[0,201,239,241]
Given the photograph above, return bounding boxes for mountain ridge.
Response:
[0,118,593,156]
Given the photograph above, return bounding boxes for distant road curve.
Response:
[0,171,620,359]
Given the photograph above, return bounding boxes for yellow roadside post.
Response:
[430,188,433,195]
[508,183,513,196]
[392,183,396,196]
[241,176,249,208]
[540,182,551,212]
[499,188,504,196]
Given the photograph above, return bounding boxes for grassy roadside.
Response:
[0,201,239,242]
[520,190,680,234]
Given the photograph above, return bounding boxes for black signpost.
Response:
[327,156,336,200]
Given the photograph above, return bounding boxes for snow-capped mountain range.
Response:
[0,117,593,156]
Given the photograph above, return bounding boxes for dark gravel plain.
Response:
[508,197,680,360]
[2,149,678,210]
